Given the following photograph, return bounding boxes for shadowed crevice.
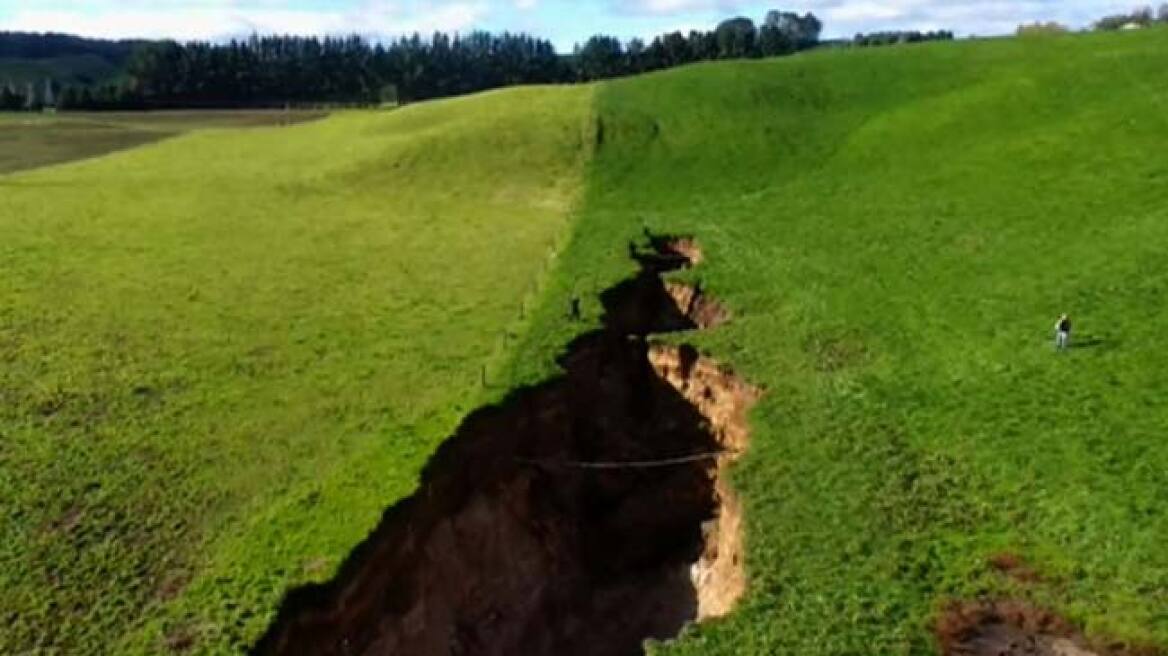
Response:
[251,235,759,656]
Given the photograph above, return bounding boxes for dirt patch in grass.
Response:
[664,282,730,329]
[936,600,1161,656]
[649,235,703,267]
[41,503,86,536]
[632,234,702,273]
[155,571,192,603]
[163,625,197,653]
[253,236,759,656]
[989,553,1043,584]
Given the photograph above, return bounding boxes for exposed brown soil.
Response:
[655,236,703,267]
[631,234,702,273]
[253,236,759,656]
[41,503,85,536]
[164,626,197,653]
[154,571,192,603]
[988,553,1043,584]
[648,345,759,619]
[936,600,1160,656]
[665,282,729,330]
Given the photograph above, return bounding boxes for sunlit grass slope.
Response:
[0,86,594,654]
[515,29,1168,654]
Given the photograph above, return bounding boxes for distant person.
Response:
[1054,313,1072,350]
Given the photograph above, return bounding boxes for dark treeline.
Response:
[573,11,822,80]
[1,8,826,111]
[4,32,563,110]
[0,80,53,111]
[0,31,147,110]
[1,31,141,110]
[5,2,1167,114]
[5,31,564,110]
[119,32,563,108]
[0,31,144,62]
[851,30,954,47]
[120,9,822,109]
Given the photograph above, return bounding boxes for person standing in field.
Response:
[1054,313,1072,350]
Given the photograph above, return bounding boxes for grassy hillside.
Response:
[0,88,594,654]
[514,28,1168,653]
[3,26,1167,656]
[0,32,141,88]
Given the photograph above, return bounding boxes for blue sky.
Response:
[0,1,1143,50]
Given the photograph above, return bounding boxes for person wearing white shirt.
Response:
[1054,313,1072,350]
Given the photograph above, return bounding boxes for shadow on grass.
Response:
[1070,335,1112,350]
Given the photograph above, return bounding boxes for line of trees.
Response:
[1,82,36,110]
[0,8,824,112]
[1,78,145,111]
[1095,4,1168,29]
[850,30,954,47]
[573,11,822,81]
[120,32,563,108]
[0,31,144,62]
[1,31,145,110]
[7,2,1165,113]
[1016,21,1070,36]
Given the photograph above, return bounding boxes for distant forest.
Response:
[0,32,144,104]
[0,32,144,62]
[0,10,953,111]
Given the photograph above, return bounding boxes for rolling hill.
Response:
[0,32,140,88]
[525,28,1168,655]
[1,89,594,653]
[2,26,1166,655]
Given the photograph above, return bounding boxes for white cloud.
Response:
[823,1,914,23]
[0,0,1149,43]
[614,0,746,17]
[611,0,1142,34]
[0,1,492,40]
[802,0,1141,35]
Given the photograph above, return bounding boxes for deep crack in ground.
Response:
[253,236,759,656]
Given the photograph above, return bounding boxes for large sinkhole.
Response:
[253,237,759,656]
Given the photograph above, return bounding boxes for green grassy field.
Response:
[3,27,1167,656]
[513,29,1168,654]
[0,90,593,653]
[0,110,326,175]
